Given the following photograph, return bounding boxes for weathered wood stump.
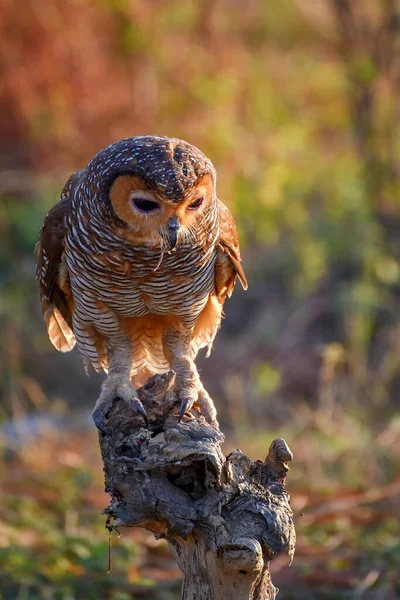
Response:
[99,372,295,600]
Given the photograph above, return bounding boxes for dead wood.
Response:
[99,371,295,600]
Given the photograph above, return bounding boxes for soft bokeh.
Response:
[1,1,400,598]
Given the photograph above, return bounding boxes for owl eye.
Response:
[132,198,160,213]
[188,196,204,210]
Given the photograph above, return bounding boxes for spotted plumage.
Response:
[36,136,247,430]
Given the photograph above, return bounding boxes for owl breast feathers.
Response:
[36,136,247,427]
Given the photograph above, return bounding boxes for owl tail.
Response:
[45,305,76,353]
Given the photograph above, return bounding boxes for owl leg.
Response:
[92,338,147,433]
[162,330,217,424]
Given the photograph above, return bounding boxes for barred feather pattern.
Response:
[37,136,246,389]
[66,138,220,383]
[65,192,219,379]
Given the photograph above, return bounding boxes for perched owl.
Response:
[36,136,247,432]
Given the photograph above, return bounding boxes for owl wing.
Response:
[35,172,81,352]
[215,199,248,302]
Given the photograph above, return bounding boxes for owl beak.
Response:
[167,216,180,250]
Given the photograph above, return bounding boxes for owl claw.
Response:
[93,398,148,432]
[92,409,111,436]
[176,388,218,425]
[92,374,148,433]
[130,399,149,427]
[178,397,194,422]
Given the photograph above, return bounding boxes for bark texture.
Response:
[99,371,295,600]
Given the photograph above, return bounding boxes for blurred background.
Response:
[1,0,400,598]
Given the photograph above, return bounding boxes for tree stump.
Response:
[99,372,295,600]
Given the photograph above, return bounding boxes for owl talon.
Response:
[92,409,111,435]
[178,397,194,422]
[93,397,147,431]
[129,399,149,427]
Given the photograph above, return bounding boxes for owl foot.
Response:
[178,387,217,426]
[92,376,148,434]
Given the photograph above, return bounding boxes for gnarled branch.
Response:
[99,372,295,600]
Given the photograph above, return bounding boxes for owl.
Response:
[36,136,247,432]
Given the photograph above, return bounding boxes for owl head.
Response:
[85,136,217,250]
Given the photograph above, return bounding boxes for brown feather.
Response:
[215,199,248,303]
[192,295,223,357]
[45,306,75,352]
[35,172,82,352]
